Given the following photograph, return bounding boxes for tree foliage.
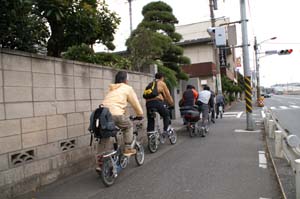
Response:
[0,0,49,52]
[34,0,120,57]
[126,27,172,71]
[126,1,190,88]
[221,74,244,103]
[63,44,131,69]
[0,0,120,57]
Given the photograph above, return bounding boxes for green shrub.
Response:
[63,44,132,69]
[62,44,94,63]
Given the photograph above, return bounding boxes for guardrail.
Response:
[264,108,300,199]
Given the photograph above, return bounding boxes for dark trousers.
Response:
[146,100,170,132]
[210,105,215,120]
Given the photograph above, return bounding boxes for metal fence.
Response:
[264,108,300,199]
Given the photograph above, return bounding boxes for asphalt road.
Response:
[21,102,281,199]
[264,94,300,136]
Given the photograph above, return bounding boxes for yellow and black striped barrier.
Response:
[244,76,252,113]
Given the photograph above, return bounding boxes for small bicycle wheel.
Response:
[169,129,177,144]
[220,112,223,119]
[100,158,116,187]
[148,135,158,153]
[188,126,195,137]
[135,142,145,166]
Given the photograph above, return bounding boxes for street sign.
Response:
[219,48,227,67]
[265,50,278,55]
[235,57,241,67]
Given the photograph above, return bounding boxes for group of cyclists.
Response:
[100,70,225,156]
[180,83,225,134]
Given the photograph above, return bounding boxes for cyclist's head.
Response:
[155,72,165,80]
[186,85,193,89]
[115,71,128,84]
[203,85,210,91]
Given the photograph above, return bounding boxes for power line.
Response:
[262,42,300,45]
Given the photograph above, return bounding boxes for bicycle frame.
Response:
[96,117,145,186]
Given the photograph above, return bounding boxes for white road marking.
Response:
[236,111,243,118]
[259,197,271,199]
[234,129,261,133]
[275,95,300,100]
[270,107,276,110]
[290,105,300,109]
[279,106,288,109]
[223,112,239,115]
[222,112,240,118]
[261,111,266,118]
[259,151,267,169]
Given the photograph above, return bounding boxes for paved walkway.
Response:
[17,101,282,199]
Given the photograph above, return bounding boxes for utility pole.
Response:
[209,0,222,93]
[240,0,254,130]
[128,0,133,33]
[254,36,276,105]
[254,36,260,101]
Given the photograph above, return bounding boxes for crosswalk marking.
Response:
[290,105,300,108]
[269,105,300,110]
[223,112,240,118]
[279,106,288,109]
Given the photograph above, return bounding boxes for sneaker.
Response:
[205,127,209,133]
[201,127,206,137]
[95,167,101,172]
[123,148,136,156]
[211,119,215,123]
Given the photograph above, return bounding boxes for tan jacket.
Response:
[102,83,143,116]
[146,80,174,106]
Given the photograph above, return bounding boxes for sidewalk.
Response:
[16,101,283,199]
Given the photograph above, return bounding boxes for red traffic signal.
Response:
[278,49,293,55]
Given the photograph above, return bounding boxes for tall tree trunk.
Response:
[47,20,64,57]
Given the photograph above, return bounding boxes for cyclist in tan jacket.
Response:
[102,71,143,156]
[146,72,174,134]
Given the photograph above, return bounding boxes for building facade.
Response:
[176,18,238,93]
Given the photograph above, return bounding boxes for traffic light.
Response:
[278,49,293,55]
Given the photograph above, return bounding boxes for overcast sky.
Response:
[98,0,300,87]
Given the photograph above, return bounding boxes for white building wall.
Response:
[176,18,230,42]
[183,45,214,64]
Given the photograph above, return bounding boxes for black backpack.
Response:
[88,105,117,144]
[143,81,159,99]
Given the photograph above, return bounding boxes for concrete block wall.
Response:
[0,49,153,199]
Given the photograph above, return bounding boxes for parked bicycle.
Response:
[147,107,177,153]
[96,116,144,187]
